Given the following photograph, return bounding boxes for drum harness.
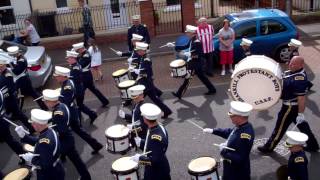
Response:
[143,124,167,154]
[219,127,237,164]
[281,69,306,106]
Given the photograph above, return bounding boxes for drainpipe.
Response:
[28,0,33,12]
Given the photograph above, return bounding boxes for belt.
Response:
[283,101,298,106]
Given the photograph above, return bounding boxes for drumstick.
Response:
[3,117,30,134]
[213,143,236,151]
[159,42,175,48]
[141,151,152,156]
[109,47,118,53]
[187,120,204,130]
[33,96,43,101]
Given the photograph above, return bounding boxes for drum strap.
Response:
[159,124,167,138]
[52,128,59,156]
[62,104,70,126]
[225,127,237,145]
[283,69,305,79]
[143,129,150,154]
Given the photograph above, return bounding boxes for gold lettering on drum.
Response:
[254,97,273,105]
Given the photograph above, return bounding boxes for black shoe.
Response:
[162,111,172,119]
[90,113,98,125]
[171,92,181,99]
[91,143,103,155]
[204,90,216,95]
[60,155,67,163]
[101,100,110,108]
[257,145,273,153]
[157,91,163,97]
[122,100,132,107]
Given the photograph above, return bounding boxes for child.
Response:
[88,38,103,81]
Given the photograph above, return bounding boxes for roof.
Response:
[228,9,288,22]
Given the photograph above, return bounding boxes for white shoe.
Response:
[229,68,234,73]
[221,70,226,76]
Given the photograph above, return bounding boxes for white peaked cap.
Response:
[132,34,143,41]
[54,66,70,77]
[228,101,253,117]
[185,25,197,33]
[240,38,253,46]
[66,50,79,58]
[135,42,149,51]
[132,15,141,20]
[72,42,85,50]
[7,46,19,55]
[285,131,308,147]
[128,85,145,98]
[198,17,207,22]
[29,109,52,125]
[42,89,61,101]
[288,39,302,47]
[140,103,162,121]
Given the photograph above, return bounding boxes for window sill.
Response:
[163,2,202,13]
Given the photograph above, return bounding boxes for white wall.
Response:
[11,0,31,14]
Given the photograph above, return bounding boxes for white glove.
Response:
[296,113,305,124]
[127,57,133,64]
[15,126,26,138]
[133,69,140,74]
[203,128,214,134]
[116,51,122,56]
[128,66,135,72]
[219,142,227,151]
[166,42,175,48]
[19,152,38,165]
[185,71,192,79]
[118,109,125,119]
[127,124,133,130]
[130,153,141,162]
[184,51,191,57]
[134,137,142,147]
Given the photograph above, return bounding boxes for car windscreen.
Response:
[0,40,27,54]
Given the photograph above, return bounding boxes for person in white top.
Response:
[87,38,103,81]
[20,18,41,46]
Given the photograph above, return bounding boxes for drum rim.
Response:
[117,80,136,88]
[105,134,130,141]
[3,168,30,180]
[187,156,218,176]
[170,60,186,68]
[23,144,35,152]
[111,157,139,174]
[112,69,129,77]
[229,67,282,110]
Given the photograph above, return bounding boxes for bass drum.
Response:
[230,55,282,110]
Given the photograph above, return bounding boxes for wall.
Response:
[12,0,31,14]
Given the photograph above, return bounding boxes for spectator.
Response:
[78,0,95,47]
[88,38,103,81]
[218,19,235,76]
[20,18,40,46]
[196,17,215,77]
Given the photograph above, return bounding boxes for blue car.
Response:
[211,9,299,63]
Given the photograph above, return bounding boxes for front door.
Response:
[104,0,128,29]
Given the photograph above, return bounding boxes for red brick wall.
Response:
[140,0,156,37]
[181,0,195,29]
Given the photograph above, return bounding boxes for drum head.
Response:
[118,80,135,88]
[23,144,35,153]
[112,157,138,172]
[170,59,185,68]
[112,69,128,77]
[230,55,282,110]
[105,124,130,138]
[4,168,29,180]
[188,157,216,173]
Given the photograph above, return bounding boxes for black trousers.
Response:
[202,52,214,74]
[145,89,171,116]
[76,91,96,119]
[265,104,319,150]
[70,107,101,150]
[83,73,109,106]
[176,60,216,97]
[16,76,48,110]
[0,119,25,155]
[61,136,91,180]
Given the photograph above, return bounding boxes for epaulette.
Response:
[151,134,162,141]
[139,160,151,165]
[64,85,72,90]
[240,133,251,140]
[83,53,90,58]
[39,138,50,144]
[294,75,305,81]
[54,111,64,116]
[294,157,305,163]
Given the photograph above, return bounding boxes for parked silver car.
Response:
[0,40,52,88]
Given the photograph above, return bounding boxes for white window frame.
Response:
[0,5,18,29]
[163,2,202,13]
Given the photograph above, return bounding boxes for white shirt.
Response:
[27,24,40,43]
[88,46,102,67]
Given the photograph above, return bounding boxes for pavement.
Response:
[1,23,320,179]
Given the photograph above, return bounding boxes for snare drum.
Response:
[23,144,35,153]
[111,157,139,180]
[230,55,282,110]
[112,69,130,84]
[170,59,187,78]
[4,168,31,180]
[188,156,220,180]
[105,124,130,154]
[117,80,136,100]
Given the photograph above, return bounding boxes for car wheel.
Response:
[276,46,290,63]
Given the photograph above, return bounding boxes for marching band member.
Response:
[127,15,150,52]
[172,25,216,99]
[131,103,171,180]
[135,42,171,118]
[53,66,103,155]
[119,85,148,139]
[65,50,98,123]
[7,46,47,110]
[285,131,309,180]
[41,89,92,180]
[203,101,255,180]
[15,109,65,180]
[239,38,252,60]
[258,56,319,153]
[73,42,110,108]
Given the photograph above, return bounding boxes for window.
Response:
[235,21,256,39]
[166,0,180,6]
[56,0,67,8]
[0,0,16,25]
[260,20,287,35]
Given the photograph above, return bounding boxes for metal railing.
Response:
[292,0,320,15]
